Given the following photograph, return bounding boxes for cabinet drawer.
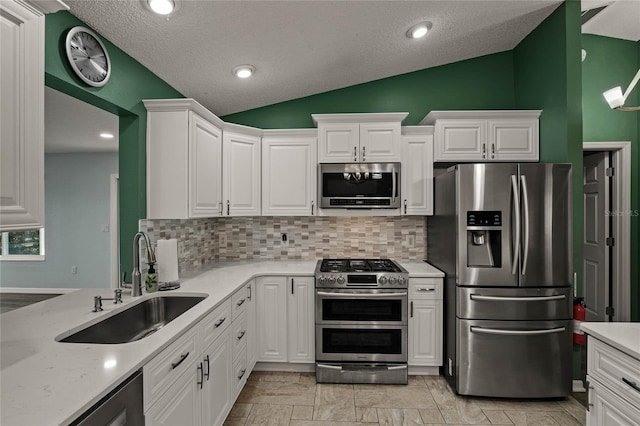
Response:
[588,338,640,408]
[587,375,640,426]
[200,299,232,349]
[233,348,248,398]
[231,285,249,320]
[143,325,199,411]
[409,278,442,300]
[232,311,248,361]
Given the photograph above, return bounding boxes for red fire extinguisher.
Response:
[573,297,586,345]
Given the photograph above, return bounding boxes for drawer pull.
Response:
[622,377,640,393]
[236,298,246,307]
[237,368,246,380]
[171,352,190,369]
[214,317,226,328]
[237,330,246,340]
[197,362,204,389]
[416,287,435,292]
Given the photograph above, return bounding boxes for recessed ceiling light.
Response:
[100,132,114,139]
[233,65,255,79]
[147,0,174,15]
[407,21,432,39]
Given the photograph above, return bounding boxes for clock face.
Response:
[65,27,111,87]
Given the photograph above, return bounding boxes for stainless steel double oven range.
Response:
[315,259,409,384]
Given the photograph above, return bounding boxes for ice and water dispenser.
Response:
[466,211,502,267]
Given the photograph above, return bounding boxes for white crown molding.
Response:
[312,112,409,126]
[420,110,542,125]
[401,125,434,136]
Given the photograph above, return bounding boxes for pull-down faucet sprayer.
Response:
[132,232,156,297]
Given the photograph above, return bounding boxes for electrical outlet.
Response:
[281,233,289,247]
[219,233,227,248]
[405,234,415,247]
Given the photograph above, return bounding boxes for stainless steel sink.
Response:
[58,295,207,344]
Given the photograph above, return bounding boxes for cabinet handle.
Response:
[491,144,495,159]
[353,146,357,162]
[236,298,246,307]
[311,200,314,216]
[214,317,226,328]
[227,200,230,215]
[586,380,593,410]
[482,143,486,159]
[171,352,190,369]
[362,146,365,162]
[237,330,246,340]
[197,362,204,389]
[291,278,294,295]
[404,199,407,215]
[237,368,247,380]
[247,284,252,301]
[219,202,223,216]
[622,377,640,393]
[410,301,413,318]
[204,355,210,380]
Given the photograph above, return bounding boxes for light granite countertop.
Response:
[0,259,443,425]
[581,322,640,361]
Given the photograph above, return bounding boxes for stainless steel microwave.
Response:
[319,163,401,209]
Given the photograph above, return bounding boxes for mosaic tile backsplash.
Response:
[141,216,427,272]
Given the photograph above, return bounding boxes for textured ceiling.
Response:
[581,0,640,42]
[64,0,564,117]
[45,87,119,153]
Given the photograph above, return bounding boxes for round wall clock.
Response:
[65,26,111,87]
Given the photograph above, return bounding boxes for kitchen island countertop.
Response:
[581,322,640,360]
[0,259,442,425]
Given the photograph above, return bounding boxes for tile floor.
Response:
[225,371,587,426]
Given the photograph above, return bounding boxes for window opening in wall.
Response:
[0,228,45,261]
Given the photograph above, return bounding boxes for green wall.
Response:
[582,34,639,321]
[222,52,516,128]
[44,11,183,276]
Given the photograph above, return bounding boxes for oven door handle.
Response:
[317,291,408,298]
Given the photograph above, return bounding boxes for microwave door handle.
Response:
[392,169,397,203]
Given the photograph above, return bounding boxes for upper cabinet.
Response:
[0,0,67,231]
[313,113,408,163]
[262,130,317,216]
[421,111,541,162]
[401,127,434,216]
[144,99,224,219]
[222,125,261,217]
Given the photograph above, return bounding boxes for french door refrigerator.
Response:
[427,163,573,398]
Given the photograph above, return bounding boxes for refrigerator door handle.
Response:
[470,326,566,336]
[470,294,566,302]
[511,175,521,275]
[520,175,530,275]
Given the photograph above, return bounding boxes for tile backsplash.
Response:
[141,216,427,272]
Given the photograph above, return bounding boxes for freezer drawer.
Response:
[456,319,572,398]
[457,286,572,321]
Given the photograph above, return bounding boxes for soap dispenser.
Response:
[145,263,158,293]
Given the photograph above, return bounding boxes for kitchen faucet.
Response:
[132,232,156,297]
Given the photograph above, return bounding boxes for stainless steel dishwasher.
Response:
[71,370,144,425]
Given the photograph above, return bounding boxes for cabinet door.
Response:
[256,276,288,362]
[434,120,487,162]
[189,112,223,217]
[262,136,317,216]
[318,123,359,163]
[223,132,261,216]
[489,119,538,161]
[408,300,442,366]
[245,280,257,371]
[588,378,640,426]
[359,122,401,162]
[287,276,315,363]
[146,360,202,426]
[0,1,44,231]
[201,328,232,426]
[401,133,433,215]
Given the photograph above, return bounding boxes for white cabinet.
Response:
[408,278,443,372]
[313,113,408,163]
[202,329,233,426]
[256,275,315,364]
[401,127,434,216]
[245,280,257,371]
[144,99,224,219]
[421,111,541,162]
[262,130,317,216]
[222,127,261,216]
[0,0,66,231]
[586,336,640,426]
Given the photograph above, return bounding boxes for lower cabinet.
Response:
[408,278,443,370]
[256,275,315,364]
[202,330,233,426]
[588,377,640,426]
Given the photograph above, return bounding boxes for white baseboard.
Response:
[573,379,586,392]
[408,366,440,375]
[0,287,77,294]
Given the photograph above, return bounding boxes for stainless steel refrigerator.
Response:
[427,163,573,398]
